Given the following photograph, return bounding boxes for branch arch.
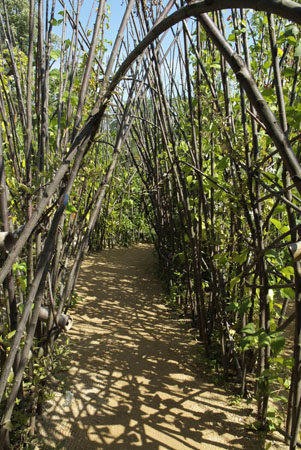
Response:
[0,0,300,281]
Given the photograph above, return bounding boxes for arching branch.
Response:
[0,0,300,284]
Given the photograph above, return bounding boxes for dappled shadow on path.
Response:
[38,245,283,449]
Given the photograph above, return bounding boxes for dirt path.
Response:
[38,244,286,449]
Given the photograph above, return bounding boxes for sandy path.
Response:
[38,244,286,449]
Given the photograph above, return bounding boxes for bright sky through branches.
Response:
[79,0,126,47]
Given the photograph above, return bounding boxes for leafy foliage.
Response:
[0,1,300,448]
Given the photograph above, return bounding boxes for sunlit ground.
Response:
[38,245,286,449]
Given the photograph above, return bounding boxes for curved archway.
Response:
[0,2,300,448]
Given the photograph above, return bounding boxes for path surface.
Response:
[38,244,286,449]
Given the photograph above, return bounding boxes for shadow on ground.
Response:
[38,245,286,449]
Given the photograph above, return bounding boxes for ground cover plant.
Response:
[0,0,300,448]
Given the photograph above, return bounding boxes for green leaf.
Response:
[241,322,256,335]
[13,261,27,273]
[258,330,271,347]
[217,156,229,170]
[274,205,285,214]
[265,249,282,264]
[18,183,32,194]
[281,266,294,278]
[263,60,271,70]
[239,298,251,315]
[186,175,193,185]
[270,332,285,355]
[262,87,275,98]
[50,50,60,61]
[286,36,297,46]
[50,68,60,79]
[233,249,248,264]
[282,67,295,77]
[270,218,282,230]
[230,275,240,290]
[225,301,239,312]
[281,287,295,299]
[284,24,299,38]
[65,204,77,215]
[267,407,277,417]
[6,330,16,340]
[295,40,301,57]
[240,334,256,350]
[274,356,284,365]
[7,370,14,384]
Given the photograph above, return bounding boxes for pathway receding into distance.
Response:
[38,244,285,449]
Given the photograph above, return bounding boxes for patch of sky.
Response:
[50,1,187,64]
[49,2,235,98]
